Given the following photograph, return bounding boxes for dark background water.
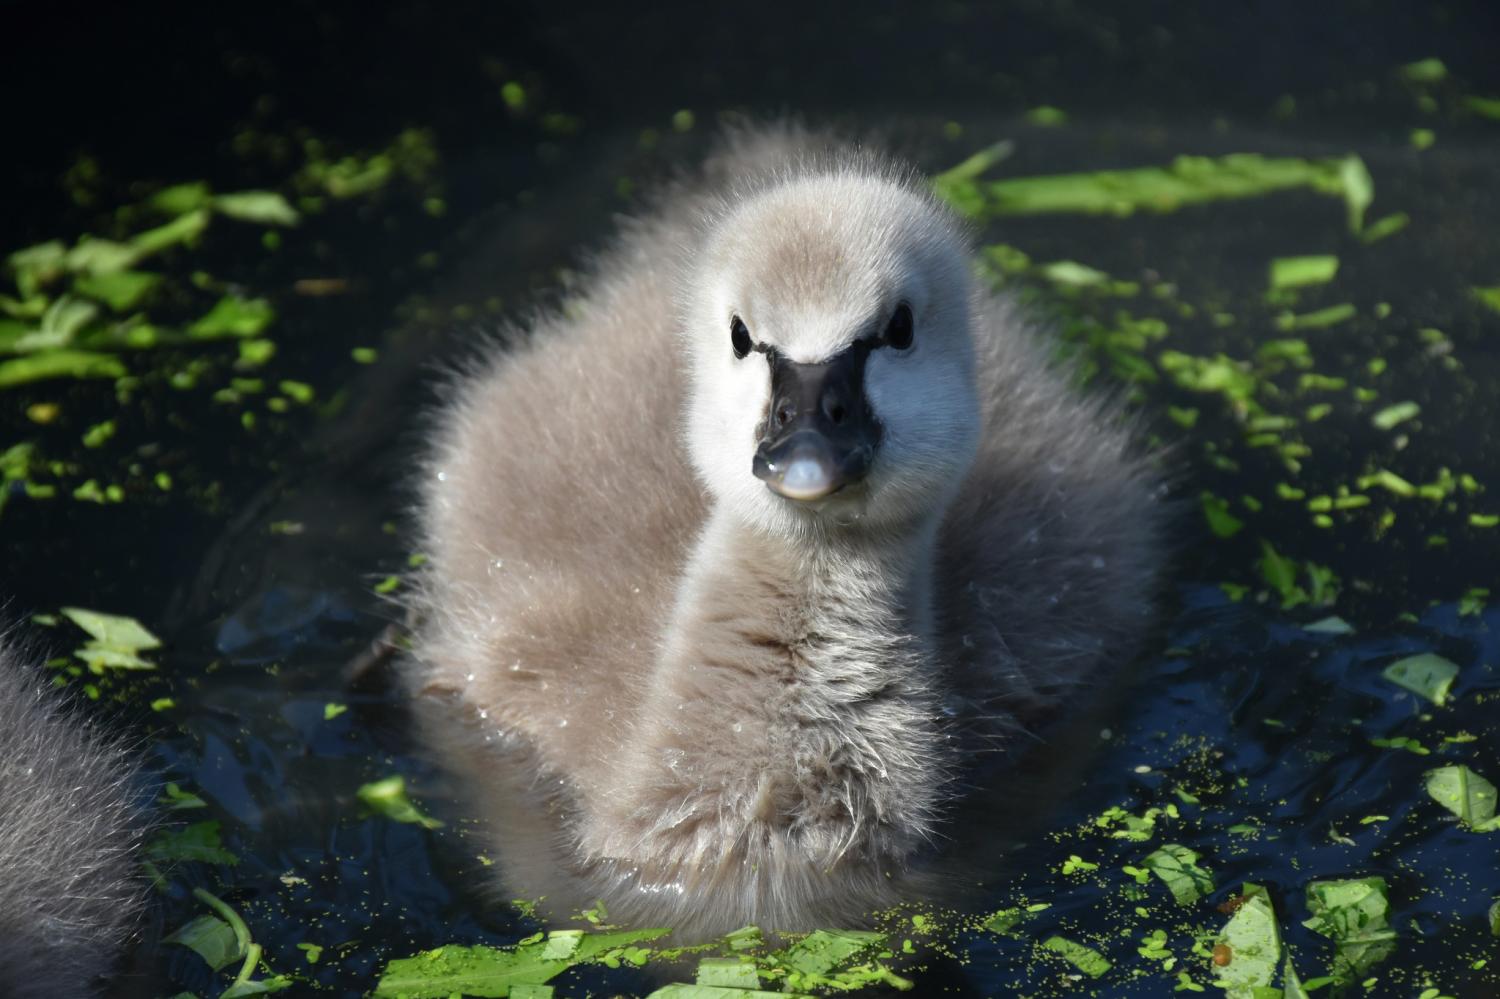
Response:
[3,2,1499,996]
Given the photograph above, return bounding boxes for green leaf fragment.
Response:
[1371,401,1420,430]
[778,929,882,978]
[166,914,245,971]
[1269,255,1339,291]
[1302,877,1396,981]
[221,973,293,997]
[357,775,443,828]
[1400,58,1448,84]
[695,957,760,988]
[937,154,1373,234]
[1357,469,1416,497]
[279,379,314,403]
[1282,957,1312,999]
[1381,653,1459,706]
[1144,843,1215,905]
[147,821,240,865]
[161,782,208,809]
[1213,884,1281,998]
[1025,105,1069,127]
[510,987,554,999]
[8,240,67,296]
[1276,303,1356,331]
[1304,616,1354,635]
[73,270,160,311]
[373,928,669,998]
[213,191,301,226]
[1039,260,1109,287]
[130,208,211,259]
[190,296,275,339]
[648,987,800,999]
[1473,286,1500,315]
[1423,765,1499,830]
[1040,936,1111,979]
[1201,493,1244,538]
[150,181,212,216]
[0,349,126,388]
[60,606,161,650]
[1338,155,1374,232]
[1361,212,1409,244]
[65,238,141,276]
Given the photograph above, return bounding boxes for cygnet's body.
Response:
[0,642,144,995]
[407,129,1162,938]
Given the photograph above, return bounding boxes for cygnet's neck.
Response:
[588,500,949,871]
[681,504,943,653]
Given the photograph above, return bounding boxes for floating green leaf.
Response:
[1201,493,1245,538]
[1025,105,1069,127]
[357,775,443,829]
[779,929,878,975]
[8,240,67,297]
[1382,652,1458,706]
[1039,260,1109,287]
[0,349,125,388]
[1424,765,1500,831]
[146,821,240,865]
[190,295,275,339]
[1144,843,1215,905]
[150,181,212,216]
[1039,936,1111,979]
[1400,58,1448,84]
[694,957,761,988]
[1213,884,1281,998]
[650,988,797,999]
[60,606,161,650]
[62,605,161,669]
[1276,303,1356,331]
[73,270,160,312]
[1304,616,1354,635]
[1371,401,1420,430]
[65,237,140,276]
[1302,877,1396,981]
[161,782,208,810]
[4,295,98,354]
[1282,957,1312,999]
[1269,255,1339,291]
[214,191,301,226]
[129,208,211,259]
[1474,286,1500,315]
[937,154,1373,233]
[373,929,670,998]
[166,914,244,972]
[1361,212,1410,244]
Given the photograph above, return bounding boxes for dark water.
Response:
[4,2,1499,996]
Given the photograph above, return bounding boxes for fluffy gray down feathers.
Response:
[0,644,144,996]
[406,125,1164,937]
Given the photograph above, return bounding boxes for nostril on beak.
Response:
[823,393,847,426]
[775,403,794,429]
[827,402,846,425]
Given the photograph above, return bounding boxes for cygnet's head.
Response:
[681,167,981,536]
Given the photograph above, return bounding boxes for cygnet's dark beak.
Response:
[752,343,881,502]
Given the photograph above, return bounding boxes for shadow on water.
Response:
[3,2,1499,996]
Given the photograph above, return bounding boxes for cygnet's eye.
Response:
[731,315,752,359]
[885,302,914,350]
